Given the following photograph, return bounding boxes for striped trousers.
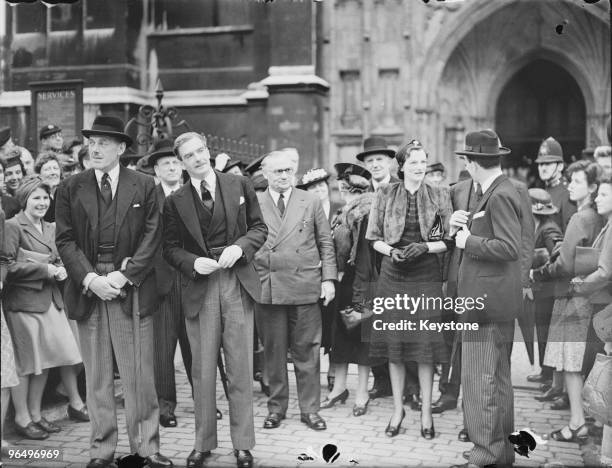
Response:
[78,261,160,460]
[461,323,515,467]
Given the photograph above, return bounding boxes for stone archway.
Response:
[426,0,610,179]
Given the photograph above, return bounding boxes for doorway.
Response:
[495,59,586,166]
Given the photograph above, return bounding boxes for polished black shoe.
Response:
[458,428,470,442]
[216,408,222,420]
[352,399,370,417]
[431,397,457,414]
[14,421,49,440]
[145,452,173,468]
[159,413,177,428]
[385,409,405,438]
[550,394,570,410]
[321,389,349,409]
[300,412,327,431]
[368,384,392,400]
[32,417,61,433]
[234,450,253,468]
[404,393,422,411]
[420,413,435,440]
[534,387,564,401]
[87,458,116,468]
[263,412,285,429]
[527,373,551,384]
[68,404,90,422]
[186,450,211,468]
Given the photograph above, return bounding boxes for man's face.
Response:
[87,135,125,173]
[306,181,329,202]
[5,164,23,191]
[20,148,35,175]
[459,155,475,179]
[595,156,612,178]
[263,155,295,193]
[42,132,64,151]
[176,137,212,179]
[154,156,182,185]
[362,154,392,182]
[537,162,562,182]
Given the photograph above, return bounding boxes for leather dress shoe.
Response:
[527,373,552,384]
[550,393,570,410]
[263,412,285,429]
[159,414,177,428]
[186,450,211,468]
[431,397,457,414]
[145,452,173,467]
[14,421,49,440]
[68,404,90,422]
[234,449,253,468]
[535,387,564,401]
[300,412,327,431]
[458,428,471,442]
[33,417,61,433]
[368,384,392,400]
[87,459,116,468]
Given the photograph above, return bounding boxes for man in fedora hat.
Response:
[148,139,194,429]
[535,137,576,232]
[449,129,522,468]
[55,115,172,468]
[356,136,399,192]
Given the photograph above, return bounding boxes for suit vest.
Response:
[190,184,227,249]
[97,185,118,247]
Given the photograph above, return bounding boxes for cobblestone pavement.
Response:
[2,342,600,468]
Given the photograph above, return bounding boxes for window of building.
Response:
[85,0,115,30]
[155,0,250,30]
[50,4,80,32]
[15,2,45,33]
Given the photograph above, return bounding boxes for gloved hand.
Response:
[402,242,429,262]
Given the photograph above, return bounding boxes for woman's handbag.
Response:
[582,352,612,426]
[340,302,373,330]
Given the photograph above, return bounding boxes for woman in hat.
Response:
[531,161,604,442]
[365,140,451,439]
[3,149,25,197]
[3,176,83,440]
[528,189,564,401]
[569,173,612,455]
[34,152,62,223]
[321,164,379,415]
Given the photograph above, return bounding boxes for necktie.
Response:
[101,173,112,206]
[200,180,214,211]
[277,193,285,217]
[475,183,483,201]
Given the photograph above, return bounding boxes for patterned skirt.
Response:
[1,306,19,388]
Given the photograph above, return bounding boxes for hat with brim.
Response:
[356,136,395,162]
[296,168,330,190]
[334,163,371,181]
[82,115,133,147]
[455,130,510,158]
[245,154,266,176]
[535,137,563,164]
[529,188,558,216]
[147,139,176,167]
[39,124,62,140]
[251,172,268,191]
[135,155,155,176]
[120,147,142,165]
[0,127,11,147]
[426,162,445,174]
[222,159,245,174]
[535,154,564,164]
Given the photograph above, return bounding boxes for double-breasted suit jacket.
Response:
[55,166,161,321]
[163,171,267,315]
[254,188,337,305]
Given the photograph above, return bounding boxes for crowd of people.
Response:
[0,116,611,468]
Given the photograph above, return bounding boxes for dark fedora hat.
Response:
[147,139,176,167]
[82,115,133,147]
[297,168,330,190]
[222,159,246,174]
[356,136,395,162]
[426,162,445,174]
[529,188,558,216]
[244,154,266,176]
[455,129,510,158]
[334,162,371,181]
[534,137,563,164]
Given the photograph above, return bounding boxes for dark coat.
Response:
[509,179,535,287]
[4,212,64,313]
[457,175,522,324]
[55,166,161,321]
[153,184,176,298]
[163,171,267,317]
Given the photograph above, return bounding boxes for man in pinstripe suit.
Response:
[450,130,522,468]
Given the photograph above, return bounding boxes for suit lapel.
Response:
[113,166,138,245]
[156,184,165,214]
[468,175,505,230]
[77,170,99,234]
[17,212,54,252]
[174,183,207,252]
[273,189,306,247]
[456,180,472,212]
[216,171,239,244]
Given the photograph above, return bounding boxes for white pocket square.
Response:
[239,196,245,205]
[132,203,141,208]
[472,211,485,220]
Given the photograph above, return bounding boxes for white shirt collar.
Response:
[372,174,391,190]
[190,170,217,201]
[160,181,180,197]
[480,169,503,194]
[269,186,292,204]
[94,163,121,196]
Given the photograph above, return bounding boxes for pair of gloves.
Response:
[390,242,429,265]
